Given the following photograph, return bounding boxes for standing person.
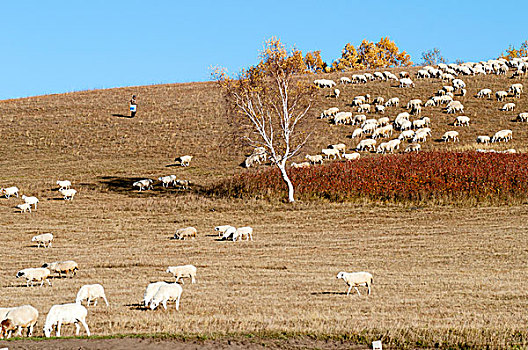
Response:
[130,95,138,118]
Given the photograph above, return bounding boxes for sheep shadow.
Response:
[311,291,347,296]
[112,114,134,119]
[126,303,150,311]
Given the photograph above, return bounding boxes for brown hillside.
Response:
[0,69,527,349]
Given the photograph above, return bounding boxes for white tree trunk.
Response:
[277,163,295,203]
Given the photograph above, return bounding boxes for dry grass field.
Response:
[0,69,527,349]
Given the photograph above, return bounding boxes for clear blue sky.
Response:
[1,0,526,100]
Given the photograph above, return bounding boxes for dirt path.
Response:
[0,337,368,350]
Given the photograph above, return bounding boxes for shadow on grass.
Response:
[98,176,202,198]
[126,303,150,311]
[112,114,134,119]
[311,291,347,295]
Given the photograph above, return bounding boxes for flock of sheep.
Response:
[301,59,526,164]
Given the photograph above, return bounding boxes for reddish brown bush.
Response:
[208,152,528,204]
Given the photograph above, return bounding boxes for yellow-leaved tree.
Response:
[304,50,326,73]
[501,41,528,59]
[213,37,316,203]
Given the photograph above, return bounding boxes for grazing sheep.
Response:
[405,143,421,153]
[509,83,523,97]
[76,284,109,306]
[399,71,410,78]
[496,91,508,101]
[385,97,399,107]
[476,136,490,144]
[343,152,360,160]
[476,88,492,98]
[375,105,385,114]
[232,226,253,241]
[356,139,376,152]
[322,148,341,160]
[291,161,311,168]
[339,77,351,84]
[16,267,51,287]
[1,186,19,199]
[410,104,422,116]
[454,116,470,126]
[158,175,175,188]
[406,99,422,110]
[0,305,38,338]
[314,79,336,88]
[305,154,323,165]
[398,130,415,141]
[56,180,71,191]
[42,261,78,278]
[442,131,460,142]
[59,188,77,200]
[150,283,183,311]
[329,143,346,154]
[357,103,371,113]
[333,88,340,98]
[320,107,339,118]
[175,155,193,167]
[516,112,528,122]
[21,195,39,210]
[502,103,515,111]
[31,233,53,248]
[173,179,190,189]
[0,308,15,323]
[133,179,153,191]
[336,271,373,296]
[221,226,237,240]
[491,129,512,143]
[377,117,390,126]
[376,142,389,154]
[399,78,415,88]
[372,96,385,105]
[144,281,169,307]
[446,101,464,114]
[214,225,236,237]
[166,265,197,284]
[17,203,32,213]
[173,227,197,240]
[373,72,385,80]
[351,128,364,139]
[43,303,90,337]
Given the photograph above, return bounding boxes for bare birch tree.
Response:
[214,38,315,202]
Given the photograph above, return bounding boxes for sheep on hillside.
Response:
[173,227,197,240]
[336,271,373,296]
[43,303,90,337]
[42,261,78,278]
[76,284,109,306]
[166,265,197,284]
[31,233,53,248]
[0,305,38,338]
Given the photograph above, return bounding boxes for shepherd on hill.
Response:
[130,95,138,118]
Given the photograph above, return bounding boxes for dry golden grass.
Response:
[0,70,527,348]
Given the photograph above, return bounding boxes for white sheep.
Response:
[133,179,153,191]
[351,128,363,139]
[221,226,237,240]
[21,195,39,210]
[144,281,169,307]
[375,105,385,114]
[406,99,422,110]
[1,186,19,198]
[476,88,492,98]
[59,188,77,200]
[343,152,360,161]
[175,155,193,167]
[386,139,401,153]
[373,96,385,105]
[405,143,421,153]
[353,114,367,124]
[509,83,523,97]
[322,148,341,160]
[357,103,371,113]
[442,131,459,142]
[150,283,183,311]
[291,161,311,169]
[502,103,515,111]
[166,264,197,284]
[491,129,512,143]
[446,101,464,114]
[76,284,109,306]
[339,77,351,85]
[376,142,389,154]
[336,271,373,296]
[356,139,376,152]
[174,179,190,189]
[0,308,15,323]
[385,97,399,107]
[42,261,78,278]
[43,303,90,337]
[496,90,508,101]
[476,136,490,144]
[399,78,415,88]
[56,180,71,191]
[398,130,415,140]
[158,175,174,188]
[517,112,528,122]
[16,267,51,287]
[333,88,340,98]
[215,225,236,237]
[305,154,323,165]
[31,233,53,248]
[232,226,253,241]
[173,226,197,240]
[0,305,38,338]
[320,107,339,118]
[454,116,470,126]
[328,143,346,154]
[377,117,390,126]
[17,203,32,213]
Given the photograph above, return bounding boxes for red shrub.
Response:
[207,152,528,204]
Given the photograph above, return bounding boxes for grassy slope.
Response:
[0,69,527,348]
